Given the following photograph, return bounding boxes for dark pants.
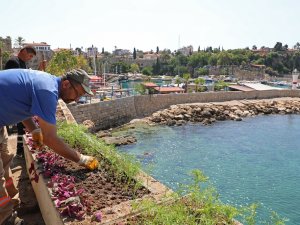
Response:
[16,123,25,156]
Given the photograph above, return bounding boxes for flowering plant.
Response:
[25,133,89,220]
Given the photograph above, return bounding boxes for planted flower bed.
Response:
[24,118,171,225]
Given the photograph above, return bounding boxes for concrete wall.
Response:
[68,97,136,130]
[67,90,300,130]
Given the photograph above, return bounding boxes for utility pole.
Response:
[92,45,96,75]
[103,62,106,87]
[0,47,2,70]
[177,34,181,76]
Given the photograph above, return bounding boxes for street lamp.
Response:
[292,69,299,90]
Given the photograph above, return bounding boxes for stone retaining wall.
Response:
[68,97,136,130]
[67,90,300,130]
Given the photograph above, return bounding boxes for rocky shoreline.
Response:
[147,98,300,126]
[84,98,300,145]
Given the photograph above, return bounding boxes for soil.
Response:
[55,150,149,223]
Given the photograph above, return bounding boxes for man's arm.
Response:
[36,117,80,162]
[22,118,38,132]
[23,117,98,169]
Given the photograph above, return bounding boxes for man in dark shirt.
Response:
[5,45,36,69]
[4,46,37,157]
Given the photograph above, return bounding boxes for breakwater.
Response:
[67,90,300,130]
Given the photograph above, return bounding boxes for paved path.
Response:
[8,134,45,225]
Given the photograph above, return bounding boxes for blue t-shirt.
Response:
[0,69,61,126]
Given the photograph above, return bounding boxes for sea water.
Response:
[117,115,300,224]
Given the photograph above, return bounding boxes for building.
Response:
[23,42,51,52]
[87,46,98,57]
[113,49,131,56]
[0,36,12,52]
[142,82,184,94]
[178,45,193,56]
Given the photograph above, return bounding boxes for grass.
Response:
[57,121,142,187]
[131,170,288,225]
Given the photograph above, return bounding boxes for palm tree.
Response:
[0,41,3,70]
[194,77,205,92]
[175,76,181,87]
[15,36,25,48]
[183,73,191,93]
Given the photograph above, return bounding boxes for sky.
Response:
[1,0,299,52]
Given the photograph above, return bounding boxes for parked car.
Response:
[77,96,88,104]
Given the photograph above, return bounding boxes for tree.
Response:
[75,47,82,55]
[205,46,213,52]
[209,54,218,66]
[15,36,25,48]
[46,50,90,75]
[160,50,171,63]
[274,42,283,51]
[133,47,137,59]
[198,46,200,52]
[130,63,139,74]
[252,45,257,50]
[175,76,181,87]
[141,66,152,75]
[197,68,209,76]
[134,83,146,95]
[102,47,104,54]
[217,51,233,66]
[182,73,190,93]
[156,46,159,54]
[0,41,11,70]
[152,58,161,75]
[111,61,130,74]
[194,77,205,92]
[214,80,228,91]
[293,42,300,50]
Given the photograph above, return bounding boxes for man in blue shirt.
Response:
[0,68,98,224]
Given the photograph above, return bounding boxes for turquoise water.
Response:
[117,115,300,224]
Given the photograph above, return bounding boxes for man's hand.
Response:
[31,128,43,149]
[77,154,99,170]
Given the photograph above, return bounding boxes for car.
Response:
[77,96,88,104]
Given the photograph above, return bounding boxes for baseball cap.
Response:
[65,69,94,95]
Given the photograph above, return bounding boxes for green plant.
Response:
[46,50,90,76]
[134,83,146,95]
[214,80,228,91]
[132,169,286,225]
[57,122,142,189]
[142,66,153,75]
[194,77,205,92]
